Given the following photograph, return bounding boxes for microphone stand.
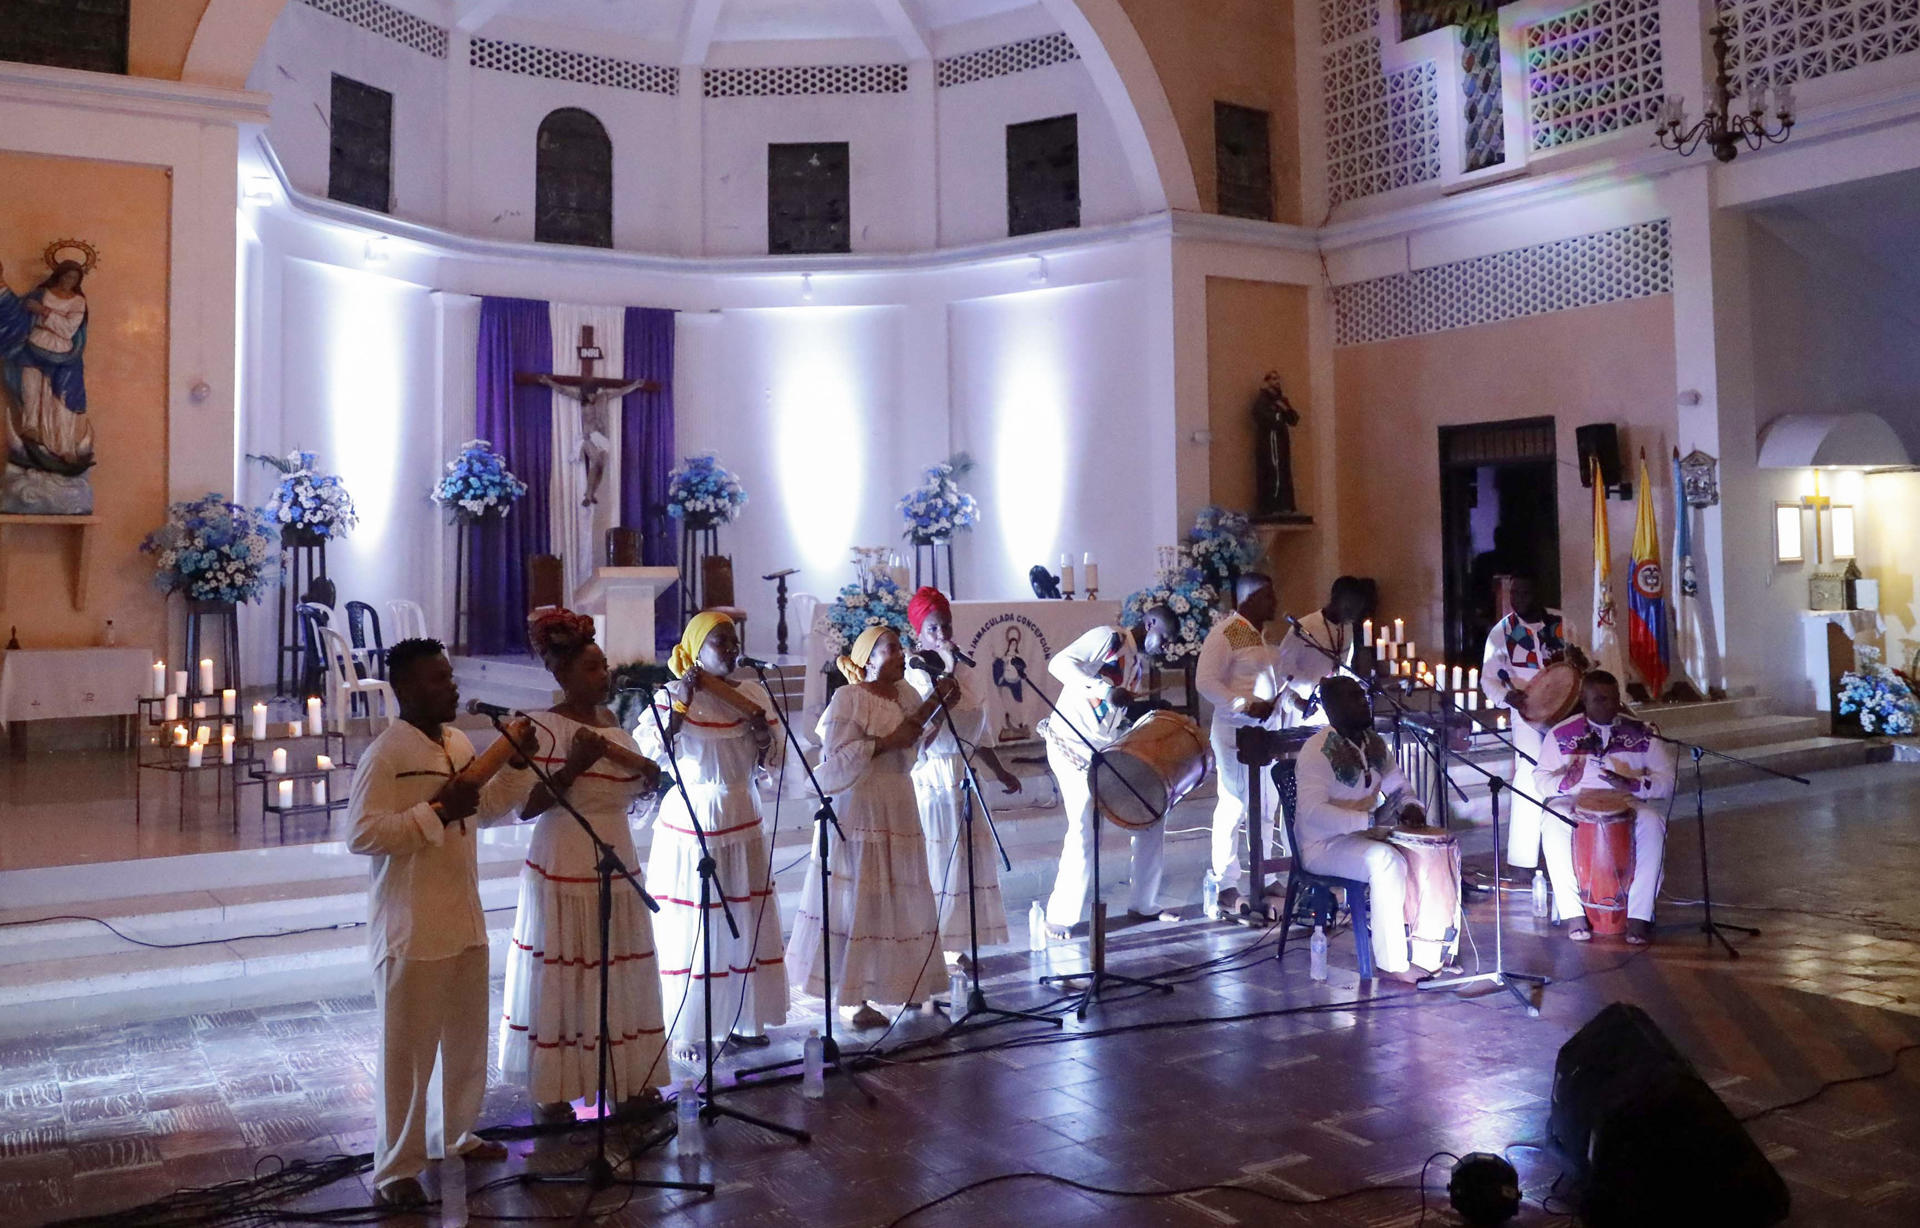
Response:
[919,659,1060,1034]
[1018,656,1177,1019]
[733,661,878,1104]
[1645,728,1804,958]
[642,695,809,1144]
[486,714,714,1208]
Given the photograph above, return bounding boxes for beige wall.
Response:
[1331,294,1679,664]
[129,0,215,80]
[0,152,172,654]
[1204,276,1318,612]
[1119,0,1302,224]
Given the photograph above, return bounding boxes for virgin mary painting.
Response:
[0,248,96,514]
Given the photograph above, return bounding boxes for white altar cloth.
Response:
[0,647,154,730]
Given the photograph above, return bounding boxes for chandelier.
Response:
[1654,23,1794,162]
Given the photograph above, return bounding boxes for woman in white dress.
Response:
[786,626,954,1029]
[903,588,1022,964]
[636,611,789,1064]
[500,609,667,1123]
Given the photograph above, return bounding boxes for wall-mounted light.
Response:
[363,235,390,264]
[800,273,814,302]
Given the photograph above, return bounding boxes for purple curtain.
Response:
[467,297,552,656]
[622,307,677,651]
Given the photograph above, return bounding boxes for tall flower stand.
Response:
[274,528,328,697]
[452,517,479,655]
[679,517,719,625]
[911,536,955,597]
[184,600,242,702]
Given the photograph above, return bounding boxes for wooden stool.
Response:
[529,553,564,612]
[700,555,749,648]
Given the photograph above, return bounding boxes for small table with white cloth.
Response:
[0,646,154,755]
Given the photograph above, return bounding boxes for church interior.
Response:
[3,1,1920,1225]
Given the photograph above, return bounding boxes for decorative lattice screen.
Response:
[1521,0,1665,150]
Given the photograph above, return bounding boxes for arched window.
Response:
[535,108,613,248]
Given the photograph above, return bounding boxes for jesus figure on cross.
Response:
[515,324,656,508]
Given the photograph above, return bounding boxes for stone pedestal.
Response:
[574,566,679,665]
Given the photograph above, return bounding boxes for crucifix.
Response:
[515,324,658,507]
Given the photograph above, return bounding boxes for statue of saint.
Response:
[1,256,96,514]
[1252,370,1300,517]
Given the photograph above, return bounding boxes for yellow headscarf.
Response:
[836,625,892,685]
[668,611,732,678]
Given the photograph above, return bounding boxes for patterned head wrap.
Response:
[836,626,892,685]
[527,607,597,673]
[668,611,732,678]
[907,587,951,636]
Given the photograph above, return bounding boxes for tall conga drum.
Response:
[1570,789,1636,935]
[1388,824,1462,971]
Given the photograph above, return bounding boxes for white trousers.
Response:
[1208,721,1280,890]
[1504,718,1548,867]
[373,947,492,1192]
[1298,834,1411,974]
[1542,804,1667,924]
[1045,741,1165,927]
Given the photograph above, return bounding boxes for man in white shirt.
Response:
[1479,574,1587,871]
[1532,670,1673,945]
[1040,605,1178,938]
[1274,576,1368,725]
[349,638,535,1207]
[1293,677,1426,981]
[1196,573,1286,916]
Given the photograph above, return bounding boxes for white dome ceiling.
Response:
[450,0,1040,47]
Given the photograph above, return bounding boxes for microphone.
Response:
[909,650,948,679]
[1497,669,1514,689]
[466,699,518,719]
[948,646,976,668]
[736,655,776,671]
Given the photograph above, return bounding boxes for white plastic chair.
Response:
[387,599,430,644]
[316,625,398,735]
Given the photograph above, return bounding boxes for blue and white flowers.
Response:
[819,574,914,655]
[1122,561,1224,664]
[141,493,277,604]
[431,439,528,521]
[1838,646,1919,736]
[666,453,748,526]
[898,458,980,543]
[253,449,358,540]
[1185,505,1262,594]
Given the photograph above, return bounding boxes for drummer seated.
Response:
[1533,671,1674,946]
[1292,678,1427,984]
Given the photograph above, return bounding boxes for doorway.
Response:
[1439,417,1561,662]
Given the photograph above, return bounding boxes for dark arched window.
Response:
[536,108,613,248]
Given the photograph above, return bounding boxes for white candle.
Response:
[192,700,207,719]
[277,779,294,809]
[1362,619,1373,647]
[251,703,268,742]
[1468,667,1479,694]
[198,659,214,695]
[1084,553,1099,593]
[1393,618,1404,642]
[221,727,235,765]
[187,741,204,768]
[172,724,188,747]
[163,693,179,721]
[151,661,166,699]
[1497,712,1509,730]
[289,720,304,739]
[221,689,236,717]
[173,670,189,697]
[1452,666,1464,691]
[1059,554,1075,595]
[306,697,323,732]
[271,747,288,774]
[1468,691,1479,711]
[316,754,334,773]
[196,724,211,746]
[1384,643,1397,661]
[313,779,328,807]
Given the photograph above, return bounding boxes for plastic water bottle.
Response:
[802,1031,826,1099]
[1202,874,1221,918]
[1309,925,1329,981]
[949,968,969,1011]
[1029,901,1048,950]
[675,1077,704,1155]
[440,1152,467,1226]
[1531,870,1550,919]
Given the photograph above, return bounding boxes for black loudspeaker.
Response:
[1549,1003,1790,1228]
[1575,423,1625,490]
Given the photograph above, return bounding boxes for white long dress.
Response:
[499,711,668,1104]
[906,653,1009,948]
[785,681,944,1007]
[635,678,789,1046]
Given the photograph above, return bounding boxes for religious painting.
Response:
[1,239,98,514]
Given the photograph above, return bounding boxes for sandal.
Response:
[1567,919,1593,942]
[846,1003,889,1029]
[1625,919,1653,946]
[727,1030,772,1048]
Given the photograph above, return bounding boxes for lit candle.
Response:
[289,720,304,739]
[1452,666,1464,691]
[173,670,189,697]
[316,754,334,773]
[313,779,328,806]
[198,659,215,695]
[251,703,268,742]
[1393,618,1404,642]
[1497,712,1509,730]
[1384,643,1398,662]
[1362,619,1373,647]
[187,741,204,769]
[163,693,179,721]
[172,724,189,747]
[1083,553,1099,595]
[221,726,235,765]
[1467,667,1479,694]
[192,700,207,719]
[1468,691,1479,711]
[1405,642,1416,664]
[151,661,166,699]
[306,697,323,732]
[1059,553,1075,596]
[221,689,236,717]
[277,779,294,809]
[271,747,288,774]
[196,724,211,746]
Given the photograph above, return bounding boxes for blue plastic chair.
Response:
[1273,761,1375,979]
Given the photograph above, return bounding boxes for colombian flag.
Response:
[1629,451,1669,697]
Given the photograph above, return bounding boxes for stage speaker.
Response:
[1549,1003,1789,1228]
[1575,423,1625,490]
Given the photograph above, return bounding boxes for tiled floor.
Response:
[5,764,1920,1225]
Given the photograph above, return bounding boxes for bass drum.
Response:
[1089,711,1213,830]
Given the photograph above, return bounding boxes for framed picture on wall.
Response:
[1774,503,1804,563]
[1831,505,1856,560]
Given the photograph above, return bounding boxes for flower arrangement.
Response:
[431,439,528,521]
[898,456,980,543]
[140,493,278,605]
[1837,645,1919,736]
[818,573,914,655]
[251,449,359,541]
[666,453,748,526]
[1121,561,1224,664]
[1184,505,1263,595]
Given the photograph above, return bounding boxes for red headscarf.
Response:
[907,586,951,636]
